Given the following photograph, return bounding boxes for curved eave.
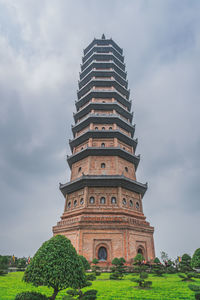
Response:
[77,79,130,100]
[84,39,123,56]
[74,102,133,123]
[80,61,127,80]
[79,69,128,89]
[75,90,131,111]
[81,53,125,72]
[72,115,135,136]
[60,175,147,198]
[83,45,124,63]
[81,54,125,73]
[67,147,140,170]
[69,130,137,151]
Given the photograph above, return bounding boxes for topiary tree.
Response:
[24,235,87,300]
[131,271,152,288]
[191,248,200,269]
[165,259,177,274]
[79,255,90,272]
[91,258,101,276]
[133,254,146,274]
[179,254,192,272]
[109,257,126,280]
[152,257,165,276]
[179,272,200,282]
[0,255,9,276]
[188,284,200,300]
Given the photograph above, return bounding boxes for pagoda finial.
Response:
[102,34,105,39]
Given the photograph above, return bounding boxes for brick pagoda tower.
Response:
[53,35,155,265]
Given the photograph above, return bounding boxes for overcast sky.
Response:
[0,0,200,260]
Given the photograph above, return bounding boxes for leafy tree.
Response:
[24,235,87,300]
[191,248,200,269]
[188,284,200,300]
[0,255,9,276]
[79,255,90,271]
[179,254,192,272]
[131,271,152,288]
[160,251,169,265]
[91,259,101,276]
[110,257,126,280]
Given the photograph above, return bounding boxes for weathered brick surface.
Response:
[53,185,155,265]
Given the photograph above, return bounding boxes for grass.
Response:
[0,272,199,299]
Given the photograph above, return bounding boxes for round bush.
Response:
[15,291,48,300]
[192,248,200,268]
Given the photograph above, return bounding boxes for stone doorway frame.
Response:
[94,239,112,262]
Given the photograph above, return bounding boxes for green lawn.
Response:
[0,272,199,299]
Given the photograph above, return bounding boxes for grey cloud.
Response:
[0,0,200,259]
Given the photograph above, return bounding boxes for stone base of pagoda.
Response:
[53,215,155,266]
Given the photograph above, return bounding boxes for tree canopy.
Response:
[191,248,200,269]
[23,235,86,300]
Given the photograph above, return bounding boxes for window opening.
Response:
[89,196,95,204]
[111,197,116,204]
[100,197,106,204]
[122,198,127,205]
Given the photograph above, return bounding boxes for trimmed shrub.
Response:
[188,284,200,300]
[179,254,192,272]
[91,259,101,276]
[179,272,199,282]
[192,248,200,269]
[15,291,48,300]
[86,274,96,281]
[110,257,126,280]
[0,255,9,276]
[131,271,152,288]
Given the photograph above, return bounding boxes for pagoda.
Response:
[53,35,155,265]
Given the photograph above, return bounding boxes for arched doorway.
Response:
[98,246,107,261]
[138,248,143,255]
